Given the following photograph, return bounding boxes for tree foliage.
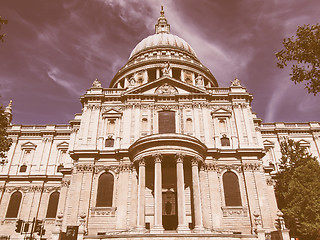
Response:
[0,105,12,160]
[0,16,8,43]
[275,139,320,240]
[276,24,320,95]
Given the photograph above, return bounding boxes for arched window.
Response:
[105,137,114,147]
[46,191,60,218]
[159,111,175,133]
[96,173,114,207]
[223,171,242,206]
[185,118,193,134]
[221,134,230,146]
[19,164,27,172]
[6,191,22,218]
[142,118,148,134]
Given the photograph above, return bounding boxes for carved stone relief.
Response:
[90,207,116,216]
[5,186,42,193]
[242,163,262,171]
[75,164,95,172]
[205,163,242,173]
[155,83,178,95]
[44,186,61,193]
[94,165,120,174]
[61,180,71,187]
[266,177,276,186]
[222,207,248,217]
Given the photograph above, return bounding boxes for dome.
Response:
[109,6,219,89]
[129,33,197,59]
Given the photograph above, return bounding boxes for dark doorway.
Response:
[162,191,178,230]
[162,157,178,230]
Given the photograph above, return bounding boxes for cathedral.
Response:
[0,7,319,240]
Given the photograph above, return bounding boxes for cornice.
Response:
[7,125,72,136]
[207,148,265,158]
[0,175,63,181]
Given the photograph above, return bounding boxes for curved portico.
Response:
[129,134,207,233]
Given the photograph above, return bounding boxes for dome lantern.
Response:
[155,6,170,34]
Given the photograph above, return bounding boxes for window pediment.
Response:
[102,109,122,118]
[298,139,310,148]
[57,141,69,150]
[263,140,274,148]
[21,142,37,150]
[211,108,232,118]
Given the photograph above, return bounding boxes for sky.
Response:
[0,0,319,124]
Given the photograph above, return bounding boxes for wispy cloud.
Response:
[0,0,319,123]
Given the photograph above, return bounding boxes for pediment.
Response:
[298,139,310,147]
[57,141,69,149]
[124,76,209,96]
[102,108,123,118]
[211,108,232,117]
[263,140,274,147]
[21,141,37,149]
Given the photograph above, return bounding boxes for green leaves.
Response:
[275,24,320,95]
[275,139,320,240]
[0,16,8,43]
[0,105,12,159]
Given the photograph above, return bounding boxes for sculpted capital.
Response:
[137,157,145,166]
[153,153,163,163]
[191,156,202,166]
[175,152,185,163]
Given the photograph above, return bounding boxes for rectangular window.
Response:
[159,111,175,133]
[184,70,193,85]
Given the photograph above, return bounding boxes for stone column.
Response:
[191,157,204,232]
[156,69,160,79]
[136,158,146,231]
[151,153,164,233]
[175,153,189,232]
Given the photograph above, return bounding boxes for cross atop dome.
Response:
[155,6,170,34]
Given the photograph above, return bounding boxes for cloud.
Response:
[0,0,319,124]
[47,68,82,96]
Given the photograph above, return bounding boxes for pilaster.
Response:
[116,160,131,230]
[253,166,274,229]
[136,158,146,231]
[129,168,138,229]
[57,179,70,217]
[206,163,222,230]
[199,164,211,230]
[242,161,262,231]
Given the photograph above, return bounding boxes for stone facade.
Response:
[0,7,319,240]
